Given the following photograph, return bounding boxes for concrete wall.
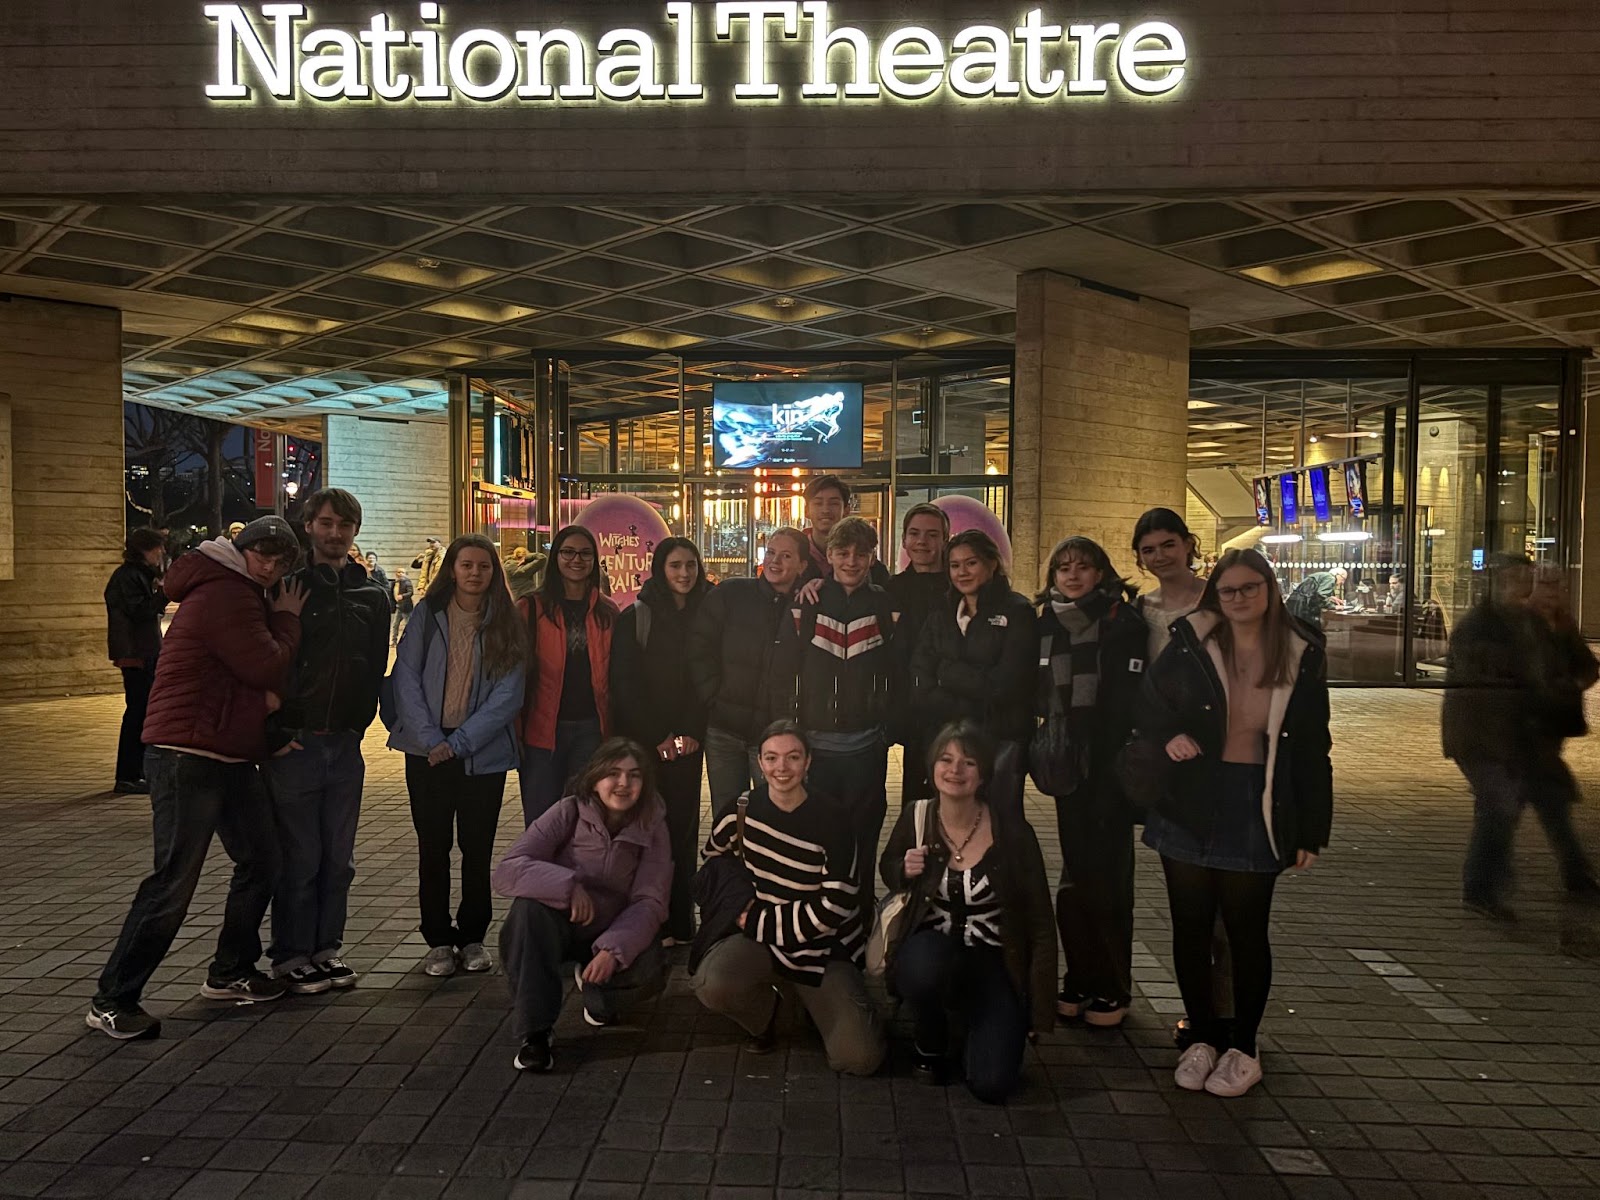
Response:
[0,297,123,700]
[1013,271,1189,589]
[2,1,1598,200]
[324,415,450,581]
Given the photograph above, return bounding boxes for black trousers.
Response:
[116,665,155,784]
[658,752,704,941]
[807,743,889,911]
[499,898,666,1040]
[1160,856,1277,1057]
[1053,790,1134,1006]
[95,748,279,1006]
[405,755,505,948]
[899,731,930,810]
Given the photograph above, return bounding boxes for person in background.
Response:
[1033,536,1146,1030]
[365,550,390,600]
[687,527,807,810]
[508,545,547,601]
[264,489,390,995]
[1285,566,1348,629]
[517,525,618,826]
[105,527,169,795]
[88,517,306,1040]
[392,568,414,647]
[611,537,712,945]
[1381,574,1406,615]
[776,516,898,910]
[389,534,527,977]
[1135,548,1332,1098]
[880,721,1055,1102]
[888,503,951,807]
[494,738,671,1072]
[690,721,884,1075]
[1131,506,1227,1048]
[225,521,246,542]
[411,536,444,595]
[910,530,1036,812]
[800,475,891,587]
[1445,556,1600,918]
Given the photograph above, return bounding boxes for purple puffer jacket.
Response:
[492,795,671,968]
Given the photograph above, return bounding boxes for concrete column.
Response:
[0,296,123,700]
[324,414,451,575]
[1012,271,1190,590]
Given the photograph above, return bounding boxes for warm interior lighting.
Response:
[1187,399,1220,410]
[1318,531,1373,542]
[1238,256,1385,288]
[1260,534,1303,545]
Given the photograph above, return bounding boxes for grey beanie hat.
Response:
[233,516,301,563]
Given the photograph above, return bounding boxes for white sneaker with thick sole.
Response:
[459,942,492,972]
[1174,1043,1219,1091]
[422,946,457,977]
[1203,1049,1263,1097]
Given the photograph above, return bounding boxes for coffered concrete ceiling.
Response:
[1,194,1597,442]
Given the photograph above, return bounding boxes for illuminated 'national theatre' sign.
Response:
[204,3,1188,104]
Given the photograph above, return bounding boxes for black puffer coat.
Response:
[1130,611,1333,868]
[105,560,166,665]
[909,580,1037,745]
[772,581,897,735]
[270,560,390,747]
[687,576,794,742]
[611,593,709,749]
[1442,600,1587,758]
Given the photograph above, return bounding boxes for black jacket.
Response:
[880,799,1057,1034]
[1034,596,1148,806]
[1442,600,1584,758]
[611,595,710,749]
[687,576,795,742]
[688,853,756,975]
[270,560,390,748]
[773,581,897,736]
[104,560,166,665]
[1132,611,1333,867]
[887,569,948,742]
[909,580,1037,745]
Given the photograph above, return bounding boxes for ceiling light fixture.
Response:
[1239,256,1385,288]
[1317,531,1373,542]
[1260,534,1303,545]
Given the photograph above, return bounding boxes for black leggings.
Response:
[1160,856,1277,1057]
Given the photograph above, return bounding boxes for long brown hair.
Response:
[535,525,616,628]
[1196,548,1294,688]
[424,534,527,680]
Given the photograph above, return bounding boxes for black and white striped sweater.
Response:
[701,788,863,985]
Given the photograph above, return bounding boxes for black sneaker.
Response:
[85,1001,160,1041]
[746,987,780,1055]
[200,971,287,1003]
[282,964,332,996]
[112,780,148,795]
[1084,998,1130,1028]
[1057,990,1090,1021]
[513,1032,553,1072]
[913,1047,949,1086]
[318,957,358,988]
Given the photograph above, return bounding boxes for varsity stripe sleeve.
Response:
[746,836,860,949]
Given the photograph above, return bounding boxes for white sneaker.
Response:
[1204,1049,1263,1097]
[1174,1043,1219,1091]
[422,946,457,977]
[459,942,492,972]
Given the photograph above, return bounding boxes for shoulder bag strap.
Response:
[734,793,749,860]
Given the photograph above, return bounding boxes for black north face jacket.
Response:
[269,559,390,750]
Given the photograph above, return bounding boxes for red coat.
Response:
[141,544,301,762]
[517,592,615,751]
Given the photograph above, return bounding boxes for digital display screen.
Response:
[1344,461,1367,518]
[712,381,865,469]
[1308,467,1332,523]
[1253,478,1272,527]
[1280,474,1300,525]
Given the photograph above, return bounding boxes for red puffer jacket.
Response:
[141,542,301,762]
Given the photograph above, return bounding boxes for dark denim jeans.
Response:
[704,726,761,813]
[518,718,603,826]
[116,665,155,785]
[806,741,888,910]
[94,748,280,1007]
[499,898,666,1039]
[1461,751,1595,905]
[264,731,365,972]
[892,930,1028,1104]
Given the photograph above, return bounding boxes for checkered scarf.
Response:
[1043,587,1114,774]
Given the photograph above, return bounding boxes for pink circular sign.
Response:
[896,495,1012,572]
[574,494,673,609]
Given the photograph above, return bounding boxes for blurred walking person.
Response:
[105,527,169,795]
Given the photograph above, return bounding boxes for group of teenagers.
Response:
[89,474,1334,1104]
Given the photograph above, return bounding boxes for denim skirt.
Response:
[1142,761,1281,873]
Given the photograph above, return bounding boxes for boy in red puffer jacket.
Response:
[87,517,307,1041]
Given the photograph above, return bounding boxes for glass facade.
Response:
[1189,351,1585,684]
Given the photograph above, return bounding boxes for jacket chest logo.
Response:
[811,613,884,660]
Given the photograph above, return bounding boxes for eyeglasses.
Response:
[1216,581,1265,602]
[558,548,595,562]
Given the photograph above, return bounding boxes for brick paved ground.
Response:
[0,690,1597,1200]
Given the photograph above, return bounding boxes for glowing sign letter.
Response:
[205,3,304,99]
[1013,9,1063,99]
[950,25,1019,97]
[448,29,519,101]
[411,3,448,99]
[715,3,800,100]
[800,2,878,99]
[300,28,368,99]
[1116,21,1186,95]
[665,2,705,99]
[597,29,666,100]
[360,12,412,100]
[1067,23,1119,94]
[516,29,594,99]
[877,27,944,100]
